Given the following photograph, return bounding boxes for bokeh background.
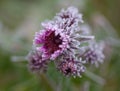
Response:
[0,0,120,91]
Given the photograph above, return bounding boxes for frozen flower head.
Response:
[83,41,105,67]
[34,22,70,60]
[55,7,83,35]
[27,50,48,73]
[27,6,105,77]
[58,57,85,77]
[56,6,83,24]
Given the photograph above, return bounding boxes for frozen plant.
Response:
[27,6,105,77]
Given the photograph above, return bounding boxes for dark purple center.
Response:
[61,14,70,19]
[65,67,72,75]
[44,31,62,54]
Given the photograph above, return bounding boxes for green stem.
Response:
[38,73,56,91]
[84,70,106,86]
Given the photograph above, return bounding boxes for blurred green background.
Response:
[0,0,120,91]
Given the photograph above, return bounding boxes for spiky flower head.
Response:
[83,41,105,67]
[27,50,48,73]
[57,57,85,77]
[27,6,105,77]
[55,7,83,33]
[34,21,70,60]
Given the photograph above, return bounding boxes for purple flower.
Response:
[34,7,94,61]
[83,41,105,67]
[27,6,105,77]
[55,7,83,35]
[34,22,70,60]
[27,50,48,73]
[55,7,83,26]
[58,57,85,77]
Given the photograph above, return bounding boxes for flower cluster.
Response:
[27,7,105,77]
